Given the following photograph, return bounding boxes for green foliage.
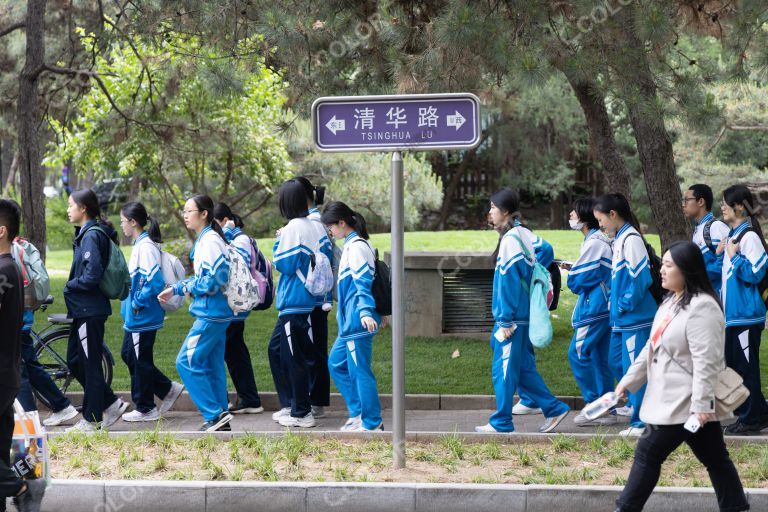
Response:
[45,195,73,251]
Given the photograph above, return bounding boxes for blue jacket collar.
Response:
[344,231,359,244]
[616,223,632,238]
[134,231,149,245]
[698,212,714,226]
[190,225,212,262]
[731,220,750,237]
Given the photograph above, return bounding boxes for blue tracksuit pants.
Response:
[568,320,614,404]
[328,335,382,430]
[610,327,651,429]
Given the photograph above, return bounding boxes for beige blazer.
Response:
[620,293,728,425]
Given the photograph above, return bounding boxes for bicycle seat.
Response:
[48,314,73,324]
[41,295,54,305]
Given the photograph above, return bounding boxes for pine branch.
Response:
[0,21,25,38]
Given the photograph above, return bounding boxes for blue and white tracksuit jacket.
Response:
[121,232,165,333]
[488,226,568,432]
[172,226,232,422]
[272,217,320,317]
[224,226,254,322]
[566,229,614,403]
[309,207,335,307]
[609,223,657,428]
[693,212,730,296]
[722,221,768,328]
[328,232,382,429]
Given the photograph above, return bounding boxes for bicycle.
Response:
[29,295,115,411]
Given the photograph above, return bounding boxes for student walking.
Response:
[119,202,184,422]
[213,202,264,416]
[562,198,615,426]
[158,195,233,432]
[614,241,749,512]
[593,193,658,437]
[268,180,322,428]
[64,189,128,432]
[475,188,569,434]
[719,185,768,435]
[321,202,383,432]
[683,184,730,295]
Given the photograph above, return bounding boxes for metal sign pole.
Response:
[391,151,406,469]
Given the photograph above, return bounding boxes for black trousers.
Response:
[616,422,749,512]
[120,330,172,413]
[224,321,261,407]
[0,388,24,510]
[725,324,768,425]
[309,307,330,407]
[267,314,315,417]
[67,317,118,423]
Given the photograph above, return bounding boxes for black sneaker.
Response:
[229,399,264,415]
[724,420,762,436]
[14,479,46,512]
[199,411,233,432]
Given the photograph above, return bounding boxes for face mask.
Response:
[569,219,584,231]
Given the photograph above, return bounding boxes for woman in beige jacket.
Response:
[614,241,748,512]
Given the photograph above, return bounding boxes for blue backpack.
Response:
[510,233,553,349]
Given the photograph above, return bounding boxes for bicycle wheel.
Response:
[34,328,114,410]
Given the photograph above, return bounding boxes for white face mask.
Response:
[569,219,584,231]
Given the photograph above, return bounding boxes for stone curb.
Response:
[41,480,768,512]
[60,392,586,412]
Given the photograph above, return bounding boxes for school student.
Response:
[296,176,333,419]
[562,198,615,426]
[683,184,730,295]
[213,202,263,415]
[0,199,45,512]
[321,202,383,431]
[593,193,658,437]
[475,188,569,433]
[267,179,321,428]
[63,189,128,432]
[718,185,768,435]
[119,202,184,422]
[158,195,233,432]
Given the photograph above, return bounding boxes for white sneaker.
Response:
[278,413,316,428]
[159,382,184,414]
[65,419,98,433]
[272,407,291,422]
[615,406,633,417]
[340,416,362,431]
[512,402,543,415]
[539,410,569,433]
[474,423,500,433]
[619,427,645,437]
[102,398,129,428]
[574,409,618,426]
[311,406,326,418]
[348,422,384,432]
[122,408,160,422]
[43,404,79,427]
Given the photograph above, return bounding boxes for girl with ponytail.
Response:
[321,201,381,431]
[119,202,184,423]
[478,188,569,434]
[158,194,233,432]
[718,184,768,434]
[213,202,264,416]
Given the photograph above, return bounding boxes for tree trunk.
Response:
[562,71,632,199]
[16,0,47,259]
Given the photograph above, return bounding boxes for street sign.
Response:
[311,93,481,152]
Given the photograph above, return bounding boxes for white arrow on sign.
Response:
[446,111,465,130]
[325,115,346,135]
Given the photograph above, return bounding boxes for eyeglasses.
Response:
[682,197,697,204]
[181,209,200,217]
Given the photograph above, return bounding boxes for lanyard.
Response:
[649,299,681,348]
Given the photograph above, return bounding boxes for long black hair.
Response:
[573,197,600,231]
[278,179,310,220]
[71,188,119,243]
[593,192,650,243]
[296,176,326,207]
[489,188,521,258]
[722,185,768,254]
[190,194,227,242]
[666,241,721,311]
[213,202,244,229]
[121,202,162,243]
[321,201,369,240]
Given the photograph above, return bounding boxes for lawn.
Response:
[41,229,768,399]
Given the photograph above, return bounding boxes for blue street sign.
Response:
[311,93,481,152]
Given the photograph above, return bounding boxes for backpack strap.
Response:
[733,227,754,245]
[509,232,532,295]
[702,218,716,253]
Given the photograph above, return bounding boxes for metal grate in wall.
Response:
[442,269,495,334]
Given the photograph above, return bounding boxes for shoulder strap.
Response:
[734,227,754,245]
[352,238,377,261]
[703,218,716,252]
[509,231,532,259]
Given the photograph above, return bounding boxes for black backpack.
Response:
[623,232,664,305]
[354,240,392,316]
[733,228,768,307]
[546,261,561,311]
[702,217,717,253]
